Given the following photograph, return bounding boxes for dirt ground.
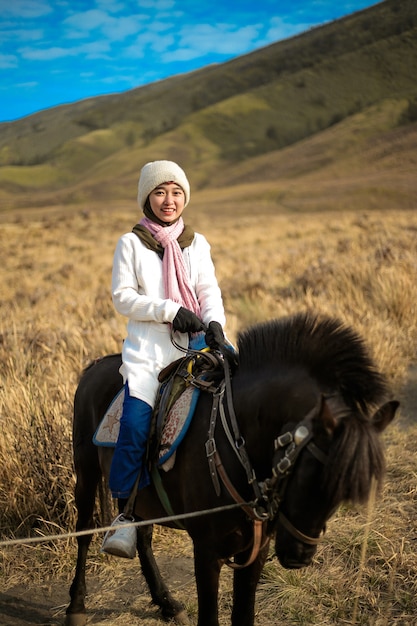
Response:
[0,552,197,626]
[1,367,416,626]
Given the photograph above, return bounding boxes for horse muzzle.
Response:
[275,539,317,569]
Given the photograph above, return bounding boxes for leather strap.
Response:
[151,466,186,530]
[213,450,255,519]
[225,520,266,569]
[278,511,322,546]
[222,356,263,502]
[213,449,268,570]
[205,385,224,496]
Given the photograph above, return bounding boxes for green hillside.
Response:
[0,0,416,212]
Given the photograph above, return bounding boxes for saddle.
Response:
[149,348,223,462]
[93,349,224,471]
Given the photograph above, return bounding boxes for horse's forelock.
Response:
[323,414,386,508]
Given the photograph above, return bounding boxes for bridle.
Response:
[259,404,329,546]
[206,353,330,563]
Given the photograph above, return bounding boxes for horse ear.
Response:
[371,400,399,432]
[316,395,337,434]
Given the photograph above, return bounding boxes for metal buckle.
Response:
[276,456,292,474]
[275,431,293,448]
[205,438,217,457]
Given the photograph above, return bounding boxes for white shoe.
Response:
[101,514,137,559]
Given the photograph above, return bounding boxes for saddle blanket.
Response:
[93,385,200,471]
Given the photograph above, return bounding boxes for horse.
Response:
[65,312,398,626]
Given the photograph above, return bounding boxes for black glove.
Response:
[205,321,225,350]
[172,307,205,333]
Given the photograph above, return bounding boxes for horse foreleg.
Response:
[193,541,222,626]
[136,524,189,624]
[65,463,101,626]
[231,540,270,626]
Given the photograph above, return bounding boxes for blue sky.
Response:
[0,0,380,123]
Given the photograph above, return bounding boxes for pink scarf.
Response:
[140,217,201,317]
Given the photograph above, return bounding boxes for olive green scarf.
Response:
[132,222,195,254]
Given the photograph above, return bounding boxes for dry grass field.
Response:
[1,200,417,625]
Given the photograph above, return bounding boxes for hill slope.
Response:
[0,0,416,213]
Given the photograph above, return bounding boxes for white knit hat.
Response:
[137,160,190,211]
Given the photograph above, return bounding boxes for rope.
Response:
[0,502,248,548]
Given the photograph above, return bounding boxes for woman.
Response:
[101,160,227,558]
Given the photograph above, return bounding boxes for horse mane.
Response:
[236,312,388,412]
[237,313,390,506]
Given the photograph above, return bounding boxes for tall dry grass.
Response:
[1,204,417,624]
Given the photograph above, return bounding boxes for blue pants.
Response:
[109,384,152,498]
[109,333,208,499]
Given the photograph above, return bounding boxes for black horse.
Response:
[66,312,398,626]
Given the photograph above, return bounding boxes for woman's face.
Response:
[149,182,185,223]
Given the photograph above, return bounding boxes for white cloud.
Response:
[146,20,174,34]
[122,17,175,57]
[1,0,52,18]
[123,42,145,59]
[1,28,44,42]
[136,0,176,9]
[20,40,111,61]
[122,18,264,64]
[19,46,70,60]
[16,81,38,89]
[150,34,176,54]
[81,40,112,58]
[0,53,18,68]
[64,9,111,31]
[95,0,126,13]
[166,23,263,61]
[123,28,169,58]
[63,9,146,42]
[102,15,146,40]
[100,73,136,84]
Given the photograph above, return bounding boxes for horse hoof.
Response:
[64,613,87,626]
[174,609,190,625]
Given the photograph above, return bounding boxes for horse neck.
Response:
[230,380,276,479]
[231,371,321,478]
